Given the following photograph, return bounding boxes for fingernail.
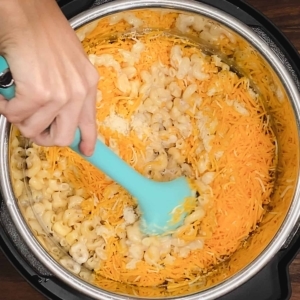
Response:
[85,148,94,157]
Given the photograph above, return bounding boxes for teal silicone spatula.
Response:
[0,56,194,235]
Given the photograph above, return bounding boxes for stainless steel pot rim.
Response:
[1,0,300,299]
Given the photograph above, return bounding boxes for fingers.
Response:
[15,79,78,143]
[0,98,55,132]
[1,63,98,153]
[0,89,50,124]
[0,62,99,154]
[28,96,84,148]
[78,76,98,156]
[33,112,78,148]
[16,101,61,142]
[29,66,98,152]
[0,62,60,124]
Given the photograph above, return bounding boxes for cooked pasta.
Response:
[9,9,281,295]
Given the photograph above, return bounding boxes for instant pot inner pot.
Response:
[4,3,300,300]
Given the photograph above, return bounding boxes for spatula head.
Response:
[138,176,195,235]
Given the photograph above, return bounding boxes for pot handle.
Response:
[218,251,292,300]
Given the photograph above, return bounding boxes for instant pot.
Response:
[1,0,300,300]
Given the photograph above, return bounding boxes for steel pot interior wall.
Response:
[1,1,300,299]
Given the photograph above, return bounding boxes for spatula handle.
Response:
[70,128,150,197]
[0,55,149,199]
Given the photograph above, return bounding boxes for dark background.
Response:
[0,0,300,299]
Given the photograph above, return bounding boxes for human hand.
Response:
[0,0,99,156]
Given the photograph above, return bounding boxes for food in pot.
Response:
[9,10,280,295]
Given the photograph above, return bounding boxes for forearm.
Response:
[0,0,62,54]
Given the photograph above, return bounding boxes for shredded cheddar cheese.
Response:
[59,13,277,288]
